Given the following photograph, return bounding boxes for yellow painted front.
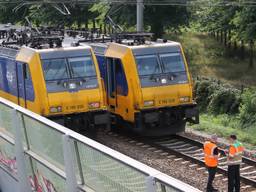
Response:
[43,50,106,117]
[139,44,194,110]
[45,89,104,116]
[105,43,194,123]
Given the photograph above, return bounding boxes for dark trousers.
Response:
[207,166,217,192]
[228,165,240,192]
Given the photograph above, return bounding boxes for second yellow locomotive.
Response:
[91,35,199,136]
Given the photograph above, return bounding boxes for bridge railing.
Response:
[0,97,201,192]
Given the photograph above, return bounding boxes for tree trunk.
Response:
[220,30,223,43]
[104,23,107,34]
[249,40,254,68]
[224,31,227,46]
[151,20,164,39]
[84,20,87,29]
[93,19,96,32]
[233,41,237,51]
[241,40,245,60]
[108,24,111,34]
[228,30,231,49]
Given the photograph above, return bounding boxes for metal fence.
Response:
[0,97,201,192]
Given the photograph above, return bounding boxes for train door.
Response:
[107,57,129,116]
[107,58,117,112]
[17,62,35,108]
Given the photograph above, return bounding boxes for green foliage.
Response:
[195,78,256,131]
[194,78,241,114]
[239,89,256,128]
[191,114,256,147]
[0,1,189,38]
[208,86,240,114]
[194,79,220,111]
[192,0,256,43]
[145,4,189,38]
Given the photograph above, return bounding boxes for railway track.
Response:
[141,135,256,189]
[96,130,256,191]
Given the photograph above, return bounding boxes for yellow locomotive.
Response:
[0,24,108,130]
[90,34,199,136]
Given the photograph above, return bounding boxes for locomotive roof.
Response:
[89,41,181,56]
[0,24,94,58]
[0,24,94,51]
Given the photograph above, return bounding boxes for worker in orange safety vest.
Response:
[204,135,220,192]
[226,135,244,192]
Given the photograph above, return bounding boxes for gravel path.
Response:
[96,130,256,192]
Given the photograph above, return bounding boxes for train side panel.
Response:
[0,56,19,104]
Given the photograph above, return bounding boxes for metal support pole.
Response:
[146,176,157,192]
[137,0,144,32]
[63,134,78,192]
[12,110,32,192]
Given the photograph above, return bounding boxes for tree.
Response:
[145,4,189,38]
[192,0,256,68]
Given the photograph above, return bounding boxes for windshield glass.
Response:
[68,57,96,78]
[136,55,161,76]
[42,59,69,81]
[160,53,186,73]
[134,51,188,87]
[42,56,96,81]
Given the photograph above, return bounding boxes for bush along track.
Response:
[193,77,256,147]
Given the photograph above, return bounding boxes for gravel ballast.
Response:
[96,130,256,192]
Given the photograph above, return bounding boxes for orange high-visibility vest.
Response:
[204,141,218,167]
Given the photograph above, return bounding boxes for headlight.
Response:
[50,106,62,113]
[144,100,154,107]
[179,96,190,103]
[89,102,100,109]
[69,82,77,90]
[161,78,167,84]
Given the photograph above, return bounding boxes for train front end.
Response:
[131,42,199,135]
[28,46,108,129]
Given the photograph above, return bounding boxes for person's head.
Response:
[210,134,218,143]
[228,134,237,144]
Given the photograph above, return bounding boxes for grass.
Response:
[165,32,256,87]
[190,114,256,150]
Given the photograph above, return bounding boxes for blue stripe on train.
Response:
[0,56,35,102]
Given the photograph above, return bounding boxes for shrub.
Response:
[194,78,220,111]
[239,88,256,128]
[208,86,240,114]
[194,77,241,114]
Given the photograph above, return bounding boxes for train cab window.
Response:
[41,54,98,93]
[68,57,96,78]
[160,53,186,73]
[135,55,161,76]
[42,59,69,81]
